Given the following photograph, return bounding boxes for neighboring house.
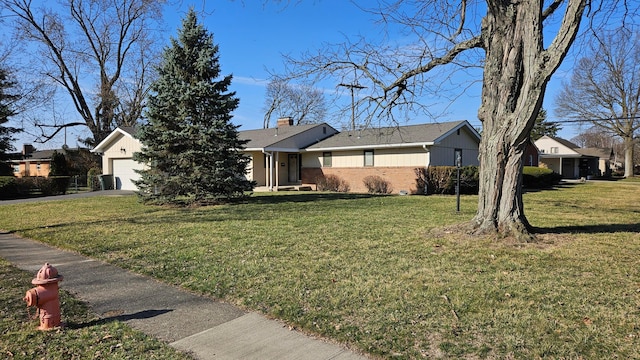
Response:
[93,118,481,193]
[303,120,481,193]
[534,135,612,178]
[8,145,84,178]
[92,126,144,190]
[8,145,51,177]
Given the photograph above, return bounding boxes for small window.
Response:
[323,152,332,167]
[551,147,559,154]
[364,150,374,167]
[36,162,41,170]
[12,165,19,173]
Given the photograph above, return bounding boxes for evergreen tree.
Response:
[49,151,69,176]
[0,67,20,176]
[530,109,561,141]
[134,9,254,205]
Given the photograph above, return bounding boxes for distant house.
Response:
[93,118,481,193]
[534,135,613,178]
[8,145,89,178]
[303,120,481,193]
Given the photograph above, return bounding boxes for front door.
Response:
[288,154,299,183]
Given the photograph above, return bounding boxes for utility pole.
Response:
[338,82,366,130]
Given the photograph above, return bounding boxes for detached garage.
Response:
[92,127,145,191]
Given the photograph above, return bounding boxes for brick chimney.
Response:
[22,144,35,156]
[277,117,294,127]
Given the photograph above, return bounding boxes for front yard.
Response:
[1,181,639,358]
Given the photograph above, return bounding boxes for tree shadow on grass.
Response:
[534,223,640,234]
[66,309,173,329]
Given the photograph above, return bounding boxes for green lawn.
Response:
[1,181,639,359]
[0,259,193,359]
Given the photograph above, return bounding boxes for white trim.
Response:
[92,128,135,153]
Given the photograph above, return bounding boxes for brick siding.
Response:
[302,167,419,193]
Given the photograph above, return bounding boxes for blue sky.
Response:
[171,1,581,135]
[10,1,583,149]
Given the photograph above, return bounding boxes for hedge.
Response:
[415,166,561,195]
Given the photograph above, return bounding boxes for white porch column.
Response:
[275,152,280,190]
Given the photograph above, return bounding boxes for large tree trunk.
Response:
[471,0,585,240]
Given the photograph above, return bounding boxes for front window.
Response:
[12,165,19,173]
[364,150,374,167]
[323,152,332,167]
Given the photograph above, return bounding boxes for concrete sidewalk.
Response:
[0,232,368,360]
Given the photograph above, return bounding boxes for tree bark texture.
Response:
[473,0,585,239]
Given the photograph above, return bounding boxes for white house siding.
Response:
[101,134,143,174]
[302,148,429,168]
[535,137,578,155]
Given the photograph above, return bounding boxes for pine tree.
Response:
[530,109,561,141]
[134,9,254,205]
[0,67,20,176]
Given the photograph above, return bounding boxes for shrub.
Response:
[363,175,393,194]
[522,166,561,188]
[415,166,479,195]
[87,167,102,191]
[0,176,18,199]
[316,174,350,192]
[49,176,70,195]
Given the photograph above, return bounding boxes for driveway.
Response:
[0,190,136,205]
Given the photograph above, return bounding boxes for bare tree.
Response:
[0,0,164,146]
[555,28,640,177]
[282,1,630,240]
[263,78,327,128]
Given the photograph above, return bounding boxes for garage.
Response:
[112,159,144,190]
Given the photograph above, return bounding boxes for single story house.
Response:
[92,118,481,193]
[534,135,613,178]
[7,145,90,178]
[302,120,480,193]
[7,145,53,177]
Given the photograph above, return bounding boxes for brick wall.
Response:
[301,167,419,193]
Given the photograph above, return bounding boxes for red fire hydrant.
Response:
[24,263,64,330]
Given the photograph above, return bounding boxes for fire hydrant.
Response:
[24,263,64,330]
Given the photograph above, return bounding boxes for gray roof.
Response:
[577,147,613,159]
[305,120,476,150]
[548,136,580,149]
[119,126,137,136]
[240,123,335,150]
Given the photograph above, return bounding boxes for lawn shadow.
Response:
[66,309,173,329]
[534,223,640,234]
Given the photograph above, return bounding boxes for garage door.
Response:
[112,159,144,190]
